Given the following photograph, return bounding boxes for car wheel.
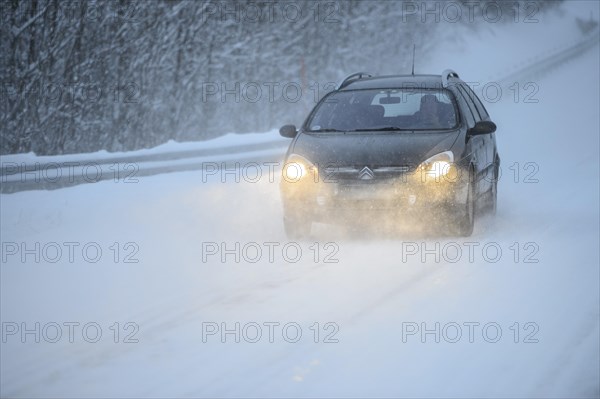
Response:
[455,169,475,237]
[283,211,311,240]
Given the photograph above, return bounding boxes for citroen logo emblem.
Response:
[358,166,374,180]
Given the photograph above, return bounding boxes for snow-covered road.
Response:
[1,10,599,399]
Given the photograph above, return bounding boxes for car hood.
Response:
[290,130,461,168]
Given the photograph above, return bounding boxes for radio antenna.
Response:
[411,44,416,75]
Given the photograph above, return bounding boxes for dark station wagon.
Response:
[279,70,499,238]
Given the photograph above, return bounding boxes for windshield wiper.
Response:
[347,126,409,132]
[308,128,346,132]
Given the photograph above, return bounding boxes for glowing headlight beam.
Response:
[284,162,307,181]
[418,151,455,182]
[429,160,452,178]
[282,154,318,183]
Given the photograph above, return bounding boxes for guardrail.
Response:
[496,29,599,88]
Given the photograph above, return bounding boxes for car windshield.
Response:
[306,88,458,132]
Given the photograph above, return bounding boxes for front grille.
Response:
[323,165,411,183]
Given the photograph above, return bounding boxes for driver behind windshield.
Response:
[415,94,442,126]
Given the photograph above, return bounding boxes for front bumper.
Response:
[280,169,469,222]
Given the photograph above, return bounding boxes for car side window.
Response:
[457,85,481,122]
[461,83,489,120]
[450,87,475,128]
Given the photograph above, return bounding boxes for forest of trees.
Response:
[1,0,562,155]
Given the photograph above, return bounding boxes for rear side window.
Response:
[451,86,475,128]
[461,83,489,120]
[457,85,482,122]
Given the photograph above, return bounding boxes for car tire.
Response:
[283,211,311,240]
[455,169,475,237]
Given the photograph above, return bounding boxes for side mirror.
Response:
[279,124,297,138]
[468,120,496,136]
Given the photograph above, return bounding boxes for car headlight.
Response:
[282,154,318,183]
[418,151,455,182]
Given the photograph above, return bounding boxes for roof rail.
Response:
[441,69,459,87]
[338,72,372,90]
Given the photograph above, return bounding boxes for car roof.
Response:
[339,74,462,91]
